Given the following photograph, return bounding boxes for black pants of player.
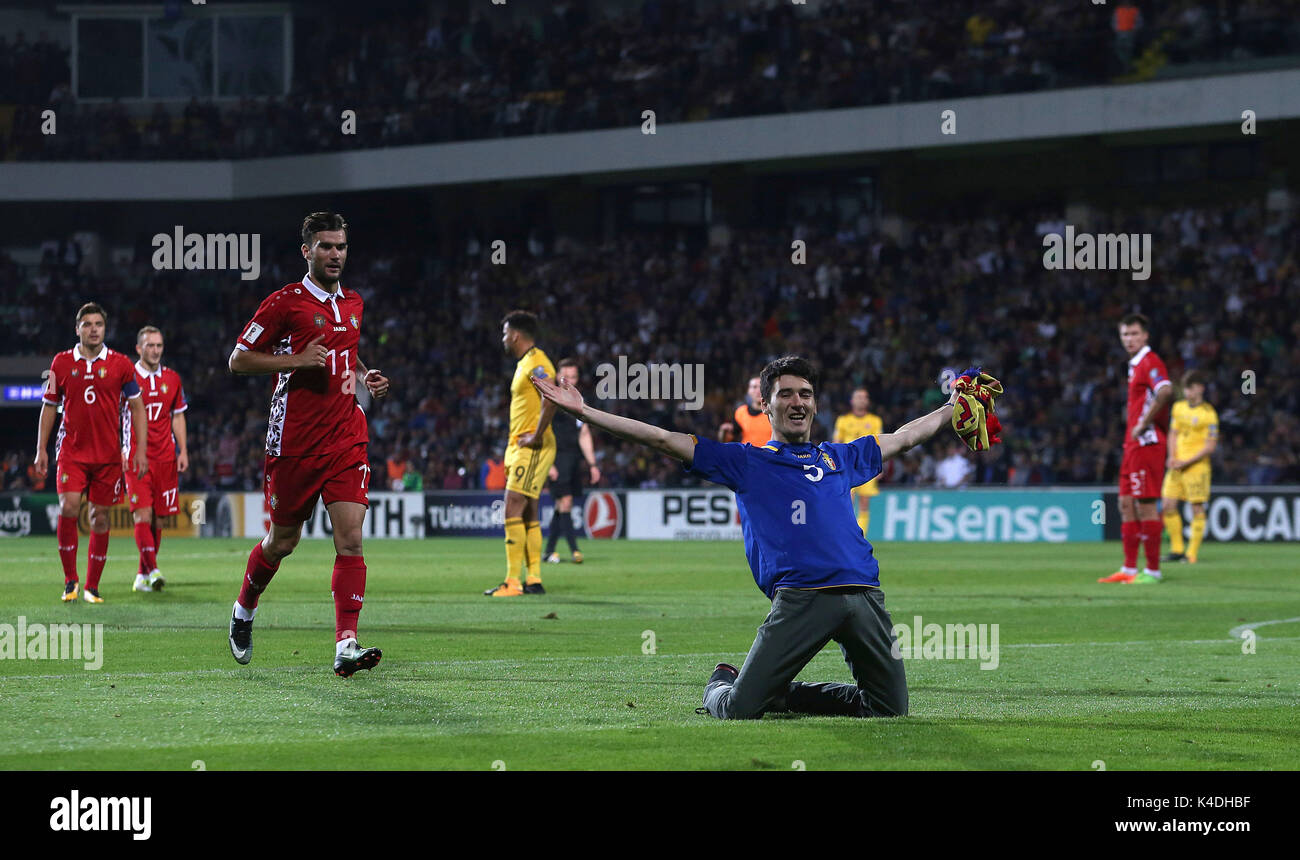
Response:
[702,586,907,720]
[545,455,583,555]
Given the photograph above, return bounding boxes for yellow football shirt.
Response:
[834,412,883,445]
[1171,400,1218,462]
[509,346,557,447]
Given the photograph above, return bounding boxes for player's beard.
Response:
[315,260,343,288]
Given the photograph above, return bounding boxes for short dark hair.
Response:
[759,355,819,404]
[1119,313,1150,332]
[557,357,579,371]
[502,309,539,340]
[302,211,348,247]
[1182,369,1207,388]
[76,302,106,325]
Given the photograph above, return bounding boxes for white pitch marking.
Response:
[1228,617,1300,640]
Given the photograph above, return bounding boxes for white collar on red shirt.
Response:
[300,272,345,316]
[74,344,108,369]
[1128,345,1151,367]
[135,360,163,390]
[303,273,346,323]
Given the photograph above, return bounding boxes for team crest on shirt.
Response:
[161,383,168,393]
[314,313,327,328]
[130,493,138,504]
[350,313,358,329]
[269,494,278,509]
[71,369,79,377]
[98,367,107,378]
[61,473,68,483]
[820,451,837,471]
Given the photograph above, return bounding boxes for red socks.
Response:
[237,541,280,611]
[86,531,109,591]
[138,524,162,574]
[134,521,158,574]
[234,548,367,642]
[1120,520,1139,570]
[332,555,367,642]
[1140,519,1161,572]
[57,515,79,583]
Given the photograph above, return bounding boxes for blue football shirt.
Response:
[685,436,884,599]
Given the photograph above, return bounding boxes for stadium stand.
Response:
[3,0,1299,160]
[4,198,1298,492]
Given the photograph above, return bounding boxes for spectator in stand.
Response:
[7,2,1294,161]
[481,449,506,491]
[935,444,974,488]
[5,199,1298,492]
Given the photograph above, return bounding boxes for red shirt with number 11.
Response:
[234,274,368,457]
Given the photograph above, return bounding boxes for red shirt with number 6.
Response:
[43,345,141,464]
[234,274,367,457]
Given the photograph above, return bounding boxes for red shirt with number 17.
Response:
[127,361,187,462]
[43,345,141,464]
[234,274,368,457]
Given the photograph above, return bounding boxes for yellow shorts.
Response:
[504,442,556,500]
[1161,461,1211,504]
[852,477,881,497]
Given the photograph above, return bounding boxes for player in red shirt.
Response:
[226,212,391,677]
[1099,313,1174,585]
[33,302,149,603]
[124,325,189,593]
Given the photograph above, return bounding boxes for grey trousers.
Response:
[703,586,908,720]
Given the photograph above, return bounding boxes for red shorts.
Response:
[1119,444,1165,499]
[56,460,124,506]
[125,459,180,515]
[265,444,371,526]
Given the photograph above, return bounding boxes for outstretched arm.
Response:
[532,375,696,463]
[876,394,956,461]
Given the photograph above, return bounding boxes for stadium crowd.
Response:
[4,0,1298,160]
[5,196,1299,493]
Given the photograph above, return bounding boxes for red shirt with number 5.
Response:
[234,274,367,457]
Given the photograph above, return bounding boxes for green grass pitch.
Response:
[1,537,1296,770]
